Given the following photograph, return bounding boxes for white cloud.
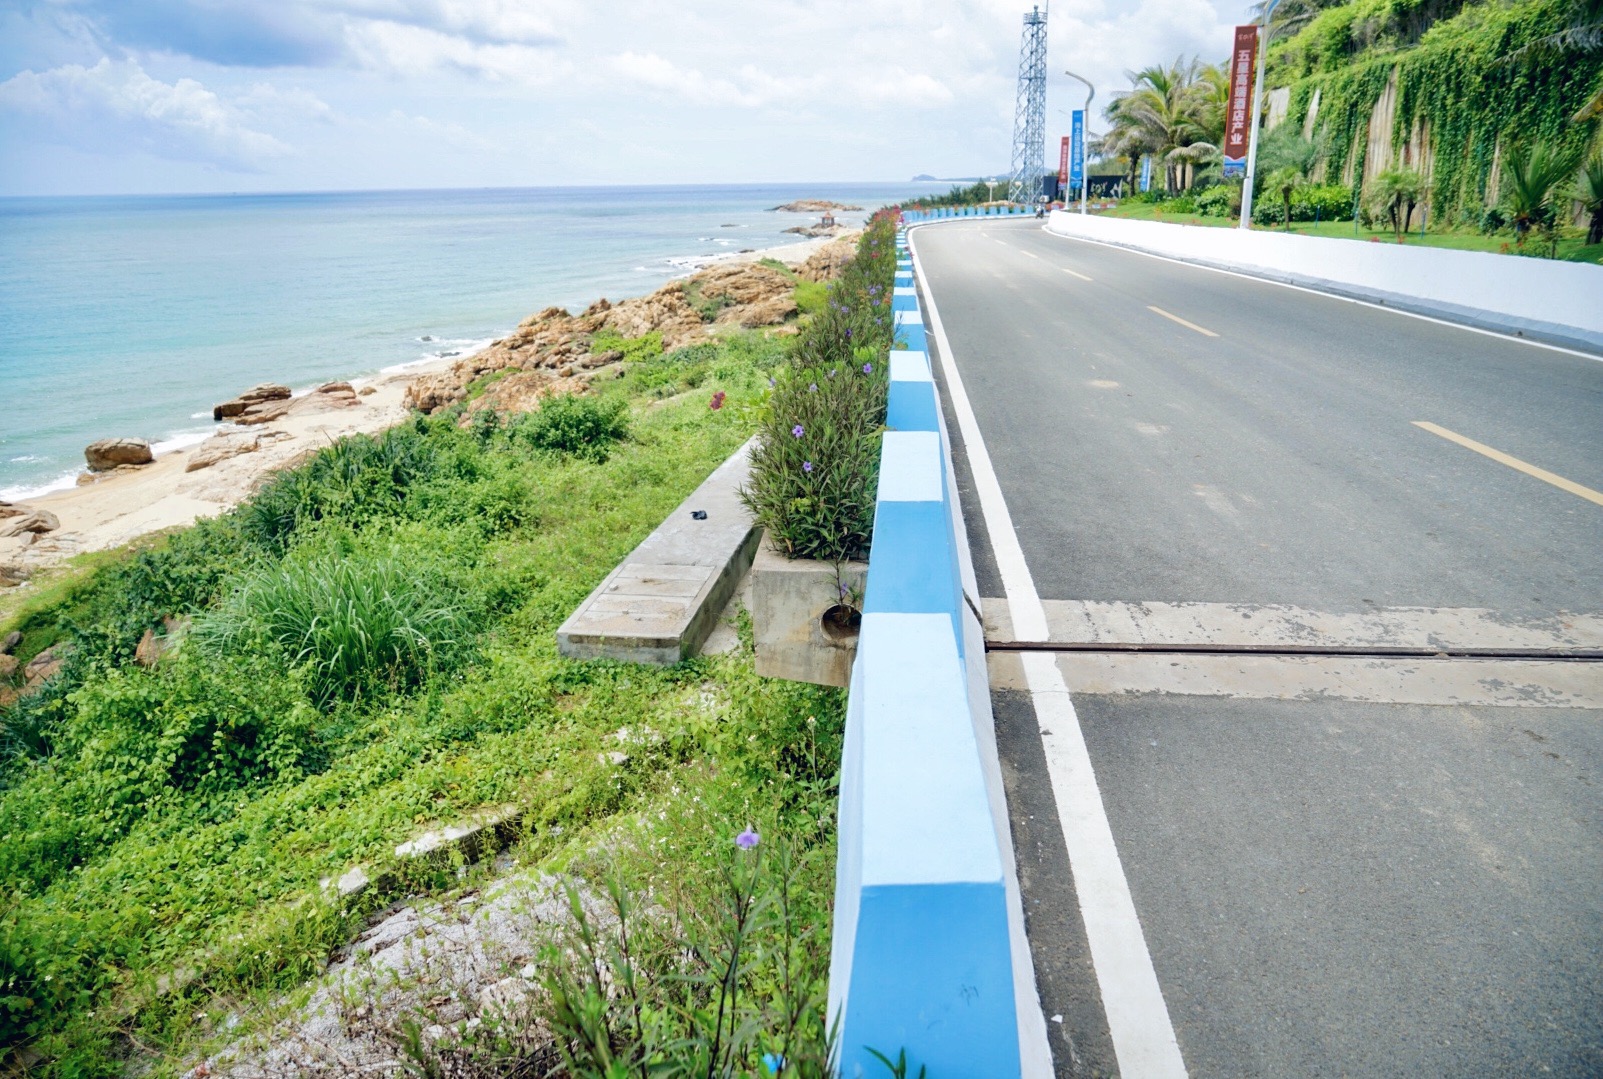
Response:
[344,18,569,82]
[0,58,290,169]
[607,51,759,107]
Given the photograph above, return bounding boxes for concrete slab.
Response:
[557,439,760,664]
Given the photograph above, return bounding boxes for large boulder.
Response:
[85,438,153,471]
[0,510,60,537]
[213,383,291,421]
[0,501,20,520]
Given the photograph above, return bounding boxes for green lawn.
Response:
[1089,201,1603,264]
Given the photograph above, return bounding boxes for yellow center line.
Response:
[1148,305,1219,337]
[1062,267,1093,282]
[1413,421,1603,507]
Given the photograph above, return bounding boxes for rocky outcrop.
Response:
[798,236,859,282]
[403,259,814,418]
[213,383,291,422]
[185,432,260,472]
[783,224,845,238]
[135,616,190,667]
[0,509,60,537]
[770,200,863,212]
[85,438,154,471]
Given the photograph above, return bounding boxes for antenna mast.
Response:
[1007,4,1049,205]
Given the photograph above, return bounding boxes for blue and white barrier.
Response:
[827,229,1030,1076]
[902,205,1031,223]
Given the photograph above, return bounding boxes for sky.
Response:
[0,0,1254,196]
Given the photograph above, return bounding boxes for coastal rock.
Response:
[23,644,66,689]
[797,235,859,282]
[185,433,260,472]
[85,437,154,471]
[783,224,843,238]
[0,501,20,520]
[716,292,798,328]
[1,631,20,654]
[359,385,377,396]
[0,510,60,537]
[770,200,863,212]
[0,655,16,679]
[233,400,292,425]
[213,383,291,421]
[134,617,190,668]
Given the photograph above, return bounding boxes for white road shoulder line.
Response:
[911,228,1189,1079]
[1038,225,1603,364]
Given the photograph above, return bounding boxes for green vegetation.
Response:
[0,320,845,1074]
[741,212,898,563]
[1093,0,1603,256]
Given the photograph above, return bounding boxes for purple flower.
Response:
[808,382,817,393]
[803,461,813,473]
[709,391,726,410]
[768,377,776,387]
[828,369,837,378]
[792,424,804,438]
[736,827,760,850]
[862,362,873,374]
[844,328,853,340]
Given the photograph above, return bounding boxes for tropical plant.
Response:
[1105,57,1210,192]
[1500,142,1581,245]
[1576,152,1603,244]
[1264,165,1306,228]
[1369,165,1426,239]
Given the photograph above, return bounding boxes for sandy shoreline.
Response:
[0,230,847,587]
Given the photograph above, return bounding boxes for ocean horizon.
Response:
[0,181,946,499]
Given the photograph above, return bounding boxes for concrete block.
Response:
[558,439,759,664]
[751,536,867,687]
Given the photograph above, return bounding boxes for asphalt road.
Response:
[912,219,1603,1078]
[916,219,1603,614]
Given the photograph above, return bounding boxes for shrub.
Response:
[1251,183,1356,225]
[793,279,829,317]
[1157,194,1198,214]
[506,394,630,462]
[742,213,897,562]
[1195,183,1240,217]
[196,536,477,707]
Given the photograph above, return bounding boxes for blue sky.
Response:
[0,0,1249,196]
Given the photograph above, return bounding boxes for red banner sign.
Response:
[1059,135,1071,185]
[1223,24,1258,176]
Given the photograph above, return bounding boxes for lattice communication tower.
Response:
[1007,5,1049,205]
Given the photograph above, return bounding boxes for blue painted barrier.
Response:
[827,230,1022,1076]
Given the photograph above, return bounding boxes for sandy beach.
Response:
[0,230,850,587]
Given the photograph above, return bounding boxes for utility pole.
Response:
[1064,70,1094,214]
[1007,5,1049,205]
[1239,0,1281,229]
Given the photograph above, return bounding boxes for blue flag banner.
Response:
[1140,154,1152,192]
[1070,110,1085,188]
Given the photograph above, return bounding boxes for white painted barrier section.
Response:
[1046,210,1603,352]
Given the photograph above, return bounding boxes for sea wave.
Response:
[1,469,80,502]
[380,337,496,375]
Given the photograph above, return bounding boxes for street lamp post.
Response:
[1064,70,1095,215]
[987,178,998,204]
[1239,0,1282,230]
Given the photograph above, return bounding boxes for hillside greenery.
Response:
[0,318,848,1074]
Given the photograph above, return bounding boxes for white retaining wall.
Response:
[1045,211,1603,352]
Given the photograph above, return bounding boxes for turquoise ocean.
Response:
[0,182,944,499]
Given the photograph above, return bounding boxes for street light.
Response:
[1239,0,1282,229]
[1064,70,1095,215]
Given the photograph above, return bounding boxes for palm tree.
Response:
[1574,153,1603,245]
[1110,57,1206,192]
[1369,166,1424,240]
[1501,143,1581,246]
[1265,166,1304,229]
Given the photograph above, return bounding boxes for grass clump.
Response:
[504,393,630,462]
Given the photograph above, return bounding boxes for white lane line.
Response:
[1148,305,1219,338]
[1063,266,1094,282]
[910,227,1189,1079]
[1039,225,1603,364]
